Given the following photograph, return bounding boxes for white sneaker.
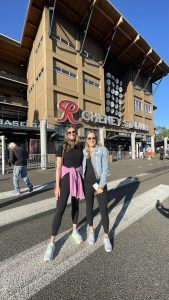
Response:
[103,236,112,252]
[87,230,95,245]
[72,231,83,245]
[44,243,55,262]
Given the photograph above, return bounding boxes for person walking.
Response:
[139,145,143,159]
[44,125,84,262]
[82,130,112,252]
[8,142,33,195]
[159,146,164,160]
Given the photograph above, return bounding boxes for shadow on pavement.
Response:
[0,178,11,181]
[94,177,140,248]
[53,230,72,259]
[156,200,169,218]
[0,181,55,209]
[78,177,140,249]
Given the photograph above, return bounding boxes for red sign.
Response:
[57,100,79,125]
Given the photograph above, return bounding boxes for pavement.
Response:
[1,156,169,299]
[1,155,169,192]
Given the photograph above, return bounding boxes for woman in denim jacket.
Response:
[83,130,112,252]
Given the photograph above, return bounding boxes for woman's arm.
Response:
[98,147,109,189]
[55,156,62,198]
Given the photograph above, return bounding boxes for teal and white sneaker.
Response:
[14,190,21,196]
[103,236,112,252]
[87,230,95,245]
[44,243,55,262]
[72,231,83,245]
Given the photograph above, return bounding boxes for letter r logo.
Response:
[57,100,79,125]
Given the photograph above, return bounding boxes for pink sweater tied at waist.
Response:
[61,165,84,200]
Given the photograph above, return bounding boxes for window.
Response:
[54,66,61,72]
[35,36,43,53]
[146,135,151,142]
[70,72,76,78]
[145,104,151,113]
[83,76,100,88]
[36,67,44,82]
[82,50,95,61]
[61,38,68,46]
[53,65,77,79]
[134,100,142,110]
[62,69,69,76]
[51,32,75,49]
[29,83,34,93]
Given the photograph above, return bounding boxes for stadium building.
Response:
[0,0,169,158]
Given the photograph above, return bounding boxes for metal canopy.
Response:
[19,0,169,82]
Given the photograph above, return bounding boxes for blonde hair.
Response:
[63,125,80,151]
[85,130,99,156]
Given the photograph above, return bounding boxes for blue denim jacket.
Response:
[83,145,109,188]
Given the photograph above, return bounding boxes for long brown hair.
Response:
[85,130,99,157]
[63,125,80,151]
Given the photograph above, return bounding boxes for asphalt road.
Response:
[1,157,169,299]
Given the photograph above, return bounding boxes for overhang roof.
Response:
[18,0,169,82]
[0,34,29,66]
[107,134,143,141]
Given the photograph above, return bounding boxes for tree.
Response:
[155,126,169,141]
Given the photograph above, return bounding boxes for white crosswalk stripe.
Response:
[1,184,169,299]
[136,173,148,177]
[0,177,137,227]
[0,182,54,200]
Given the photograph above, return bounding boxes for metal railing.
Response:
[27,154,56,169]
[111,151,130,160]
[0,69,27,84]
[0,154,56,173]
[0,95,27,106]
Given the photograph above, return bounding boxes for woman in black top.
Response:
[44,125,83,262]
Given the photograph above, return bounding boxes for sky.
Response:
[0,0,169,128]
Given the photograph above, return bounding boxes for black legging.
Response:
[84,180,109,234]
[52,173,79,236]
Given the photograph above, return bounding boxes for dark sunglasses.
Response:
[67,130,76,134]
[87,137,96,140]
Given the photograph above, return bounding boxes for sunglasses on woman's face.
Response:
[87,137,96,140]
[67,130,76,134]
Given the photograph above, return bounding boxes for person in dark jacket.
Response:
[159,146,164,160]
[8,142,33,195]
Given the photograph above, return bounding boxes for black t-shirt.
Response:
[56,144,83,168]
[84,157,97,183]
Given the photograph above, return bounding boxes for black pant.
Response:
[52,173,79,236]
[160,153,164,160]
[84,180,109,234]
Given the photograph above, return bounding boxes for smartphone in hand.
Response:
[93,183,99,190]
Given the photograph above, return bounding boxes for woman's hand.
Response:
[54,186,60,198]
[96,187,103,194]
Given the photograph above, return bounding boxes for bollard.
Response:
[109,151,113,163]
